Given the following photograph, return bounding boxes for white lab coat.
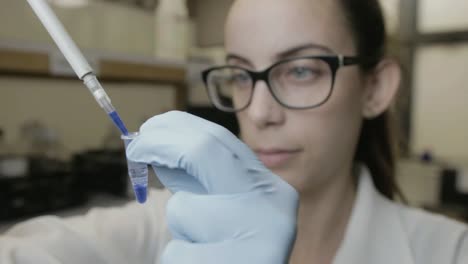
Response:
[1,167,467,264]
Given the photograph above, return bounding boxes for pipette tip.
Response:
[109,111,129,135]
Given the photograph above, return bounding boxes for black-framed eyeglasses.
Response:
[202,55,360,112]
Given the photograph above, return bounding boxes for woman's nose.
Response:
[246,81,285,128]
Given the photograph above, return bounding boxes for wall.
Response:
[379,0,400,34]
[411,44,468,163]
[410,0,468,163]
[418,0,468,33]
[0,0,178,157]
[0,77,175,157]
[193,0,233,47]
[0,0,155,56]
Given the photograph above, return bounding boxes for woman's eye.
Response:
[288,67,316,79]
[231,73,250,84]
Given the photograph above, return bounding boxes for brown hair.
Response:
[339,0,402,200]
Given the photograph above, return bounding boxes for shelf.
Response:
[0,49,49,76]
[0,48,188,109]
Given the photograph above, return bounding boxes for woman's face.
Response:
[225,0,367,193]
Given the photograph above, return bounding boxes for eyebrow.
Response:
[276,43,333,59]
[225,43,334,66]
[225,54,252,66]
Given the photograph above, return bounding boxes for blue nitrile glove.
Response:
[126,111,299,264]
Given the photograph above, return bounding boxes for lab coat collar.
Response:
[333,166,415,264]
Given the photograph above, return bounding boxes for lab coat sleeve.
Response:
[0,189,171,264]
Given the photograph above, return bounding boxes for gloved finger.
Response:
[129,126,247,194]
[165,191,259,242]
[139,111,256,161]
[126,111,274,194]
[152,166,207,194]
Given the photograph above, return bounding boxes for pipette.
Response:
[26,0,127,135]
[27,0,148,203]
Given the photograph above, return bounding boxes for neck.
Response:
[289,166,357,264]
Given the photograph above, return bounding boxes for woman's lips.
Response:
[255,149,301,168]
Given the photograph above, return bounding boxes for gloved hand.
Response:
[126,111,299,264]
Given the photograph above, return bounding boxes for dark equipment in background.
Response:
[440,167,468,207]
[71,149,128,198]
[423,166,468,223]
[0,150,129,221]
[0,156,85,221]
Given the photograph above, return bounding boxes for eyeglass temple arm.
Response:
[340,55,361,66]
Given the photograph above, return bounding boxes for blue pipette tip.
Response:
[109,111,129,135]
[134,184,147,204]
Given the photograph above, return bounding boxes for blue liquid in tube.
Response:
[134,184,148,203]
[122,132,148,204]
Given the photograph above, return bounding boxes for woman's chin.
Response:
[274,171,306,191]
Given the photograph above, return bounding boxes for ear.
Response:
[361,58,401,119]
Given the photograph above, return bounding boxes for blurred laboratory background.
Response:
[0,0,468,231]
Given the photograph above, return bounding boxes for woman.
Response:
[1,0,467,263]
